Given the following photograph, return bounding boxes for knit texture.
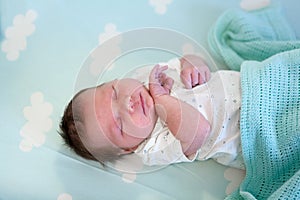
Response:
[226,49,300,199]
[208,4,300,71]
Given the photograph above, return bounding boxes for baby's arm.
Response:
[149,65,211,157]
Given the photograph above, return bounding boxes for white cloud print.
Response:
[57,193,73,200]
[19,92,53,152]
[98,23,121,45]
[149,0,172,15]
[89,23,122,76]
[240,0,271,11]
[1,9,37,61]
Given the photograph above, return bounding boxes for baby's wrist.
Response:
[152,93,169,103]
[154,103,167,122]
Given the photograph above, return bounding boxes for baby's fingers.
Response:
[149,64,159,80]
[158,65,168,72]
[164,77,174,91]
[150,65,168,80]
[191,71,199,87]
[180,72,192,89]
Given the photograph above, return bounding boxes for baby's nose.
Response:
[127,96,139,114]
[128,97,134,113]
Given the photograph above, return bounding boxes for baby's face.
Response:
[80,78,158,156]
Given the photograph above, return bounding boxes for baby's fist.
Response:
[180,55,211,89]
[149,64,174,99]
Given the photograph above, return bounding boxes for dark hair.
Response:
[59,86,123,164]
[59,91,97,161]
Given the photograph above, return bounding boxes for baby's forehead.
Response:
[76,85,117,149]
[76,83,104,101]
[72,88,96,118]
[76,88,95,103]
[75,83,108,117]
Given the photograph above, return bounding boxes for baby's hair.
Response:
[59,88,97,161]
[59,85,122,165]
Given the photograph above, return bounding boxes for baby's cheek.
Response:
[131,115,150,128]
[122,116,152,138]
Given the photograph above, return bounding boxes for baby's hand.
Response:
[180,55,211,89]
[149,64,174,99]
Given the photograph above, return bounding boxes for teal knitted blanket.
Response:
[208,4,300,199]
[226,49,300,199]
[208,4,300,71]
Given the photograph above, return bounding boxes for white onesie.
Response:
[134,58,245,169]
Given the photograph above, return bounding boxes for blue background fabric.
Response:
[0,1,299,199]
